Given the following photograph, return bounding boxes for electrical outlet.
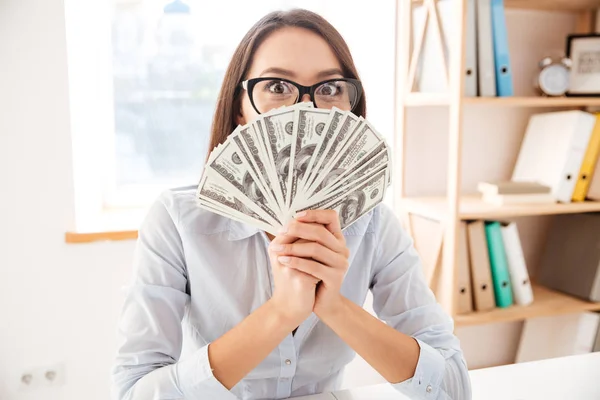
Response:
[41,362,66,387]
[19,370,40,391]
[18,362,66,391]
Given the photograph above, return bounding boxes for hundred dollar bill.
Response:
[288,107,334,213]
[297,163,384,211]
[299,160,387,210]
[295,108,344,199]
[297,168,389,230]
[250,102,313,211]
[233,126,282,216]
[311,141,390,200]
[260,107,296,209]
[197,199,277,236]
[307,119,383,196]
[303,112,361,193]
[249,119,282,206]
[196,174,278,234]
[206,139,282,226]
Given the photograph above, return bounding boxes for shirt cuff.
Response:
[391,338,445,399]
[176,343,239,399]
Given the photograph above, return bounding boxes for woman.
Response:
[111,9,471,400]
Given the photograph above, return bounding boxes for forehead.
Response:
[248,26,343,83]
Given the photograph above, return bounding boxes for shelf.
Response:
[412,0,600,11]
[455,284,600,327]
[464,97,600,107]
[505,0,600,11]
[400,195,600,221]
[404,94,600,108]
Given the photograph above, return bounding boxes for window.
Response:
[65,0,395,231]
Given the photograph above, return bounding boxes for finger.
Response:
[278,256,335,283]
[270,222,323,245]
[282,220,345,253]
[270,241,348,270]
[282,266,321,286]
[270,231,300,246]
[294,209,343,239]
[271,224,326,244]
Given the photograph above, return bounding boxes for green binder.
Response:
[484,221,514,308]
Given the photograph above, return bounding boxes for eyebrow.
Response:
[316,68,344,79]
[259,67,344,80]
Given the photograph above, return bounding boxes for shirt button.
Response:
[285,359,292,365]
[426,385,432,393]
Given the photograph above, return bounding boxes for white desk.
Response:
[469,352,600,400]
[294,352,600,399]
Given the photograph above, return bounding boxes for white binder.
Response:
[500,222,533,306]
[476,0,496,96]
[465,0,478,96]
[512,111,596,203]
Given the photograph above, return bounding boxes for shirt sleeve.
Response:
[110,192,238,400]
[369,205,472,400]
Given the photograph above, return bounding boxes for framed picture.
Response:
[566,34,600,97]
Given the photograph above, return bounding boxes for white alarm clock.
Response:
[535,56,571,97]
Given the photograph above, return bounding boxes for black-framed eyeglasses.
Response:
[239,77,363,115]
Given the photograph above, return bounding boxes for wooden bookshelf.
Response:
[405,94,600,107]
[394,0,600,324]
[399,196,600,222]
[455,284,600,327]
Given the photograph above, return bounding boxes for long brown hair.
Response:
[206,8,367,161]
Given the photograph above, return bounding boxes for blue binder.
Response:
[491,0,513,96]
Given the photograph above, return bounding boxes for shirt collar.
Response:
[227,219,262,241]
[342,210,375,236]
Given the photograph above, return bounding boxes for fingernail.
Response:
[278,256,290,264]
[278,226,288,234]
[294,211,307,218]
[270,244,284,252]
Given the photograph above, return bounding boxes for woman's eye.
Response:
[266,81,292,94]
[317,83,343,96]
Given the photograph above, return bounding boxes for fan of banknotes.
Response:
[196,103,392,235]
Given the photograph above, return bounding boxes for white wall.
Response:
[0,1,134,399]
[0,1,584,399]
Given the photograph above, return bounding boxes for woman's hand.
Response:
[269,209,350,317]
[267,232,321,329]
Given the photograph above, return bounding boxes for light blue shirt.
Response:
[111,186,471,400]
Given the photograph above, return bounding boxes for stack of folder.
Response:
[456,220,534,314]
[477,181,554,206]
[412,0,513,97]
[511,110,600,203]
